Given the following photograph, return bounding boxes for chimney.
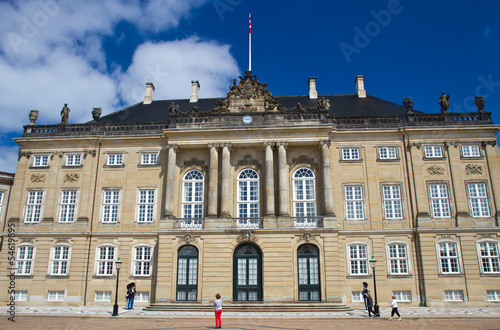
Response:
[308,77,318,99]
[143,82,155,104]
[190,80,200,103]
[355,75,366,98]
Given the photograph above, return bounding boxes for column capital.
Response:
[208,143,220,149]
[276,141,288,149]
[221,142,233,151]
[483,140,497,147]
[166,144,178,151]
[263,141,276,149]
[319,139,331,147]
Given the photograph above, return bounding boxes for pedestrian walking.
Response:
[126,282,136,310]
[366,292,375,317]
[389,295,401,321]
[362,282,369,310]
[213,293,222,328]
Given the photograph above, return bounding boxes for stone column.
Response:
[264,142,275,216]
[277,142,289,216]
[220,143,232,218]
[320,140,335,216]
[208,143,219,217]
[164,144,177,218]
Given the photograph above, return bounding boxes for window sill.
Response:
[46,275,70,279]
[138,164,160,168]
[129,275,153,280]
[103,165,125,168]
[14,274,33,278]
[422,157,447,161]
[377,158,400,162]
[438,273,464,277]
[93,275,116,279]
[62,165,83,169]
[346,275,371,279]
[387,274,413,278]
[340,159,363,163]
[29,166,50,170]
[479,273,500,277]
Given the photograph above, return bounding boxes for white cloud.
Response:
[0,146,19,174]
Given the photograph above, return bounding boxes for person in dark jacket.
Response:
[362,282,369,310]
[366,292,375,317]
[126,282,136,310]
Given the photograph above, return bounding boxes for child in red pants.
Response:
[213,293,222,328]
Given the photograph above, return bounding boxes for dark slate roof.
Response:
[99,94,413,125]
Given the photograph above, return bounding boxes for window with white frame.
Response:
[478,241,500,274]
[32,155,49,167]
[345,185,364,220]
[137,189,155,223]
[388,243,408,274]
[342,148,360,160]
[107,153,123,165]
[96,246,115,276]
[135,292,149,302]
[486,290,500,301]
[25,190,44,223]
[428,183,451,218]
[351,291,363,302]
[95,291,111,302]
[237,168,260,229]
[48,291,64,301]
[393,290,411,302]
[141,153,158,165]
[444,290,463,301]
[65,154,81,166]
[378,147,397,160]
[51,245,70,275]
[102,190,120,223]
[16,245,34,275]
[424,145,443,158]
[382,185,403,219]
[293,168,318,228]
[134,246,152,276]
[182,170,204,219]
[13,290,28,301]
[59,190,77,222]
[467,183,490,217]
[461,144,481,158]
[438,242,460,274]
[349,244,368,275]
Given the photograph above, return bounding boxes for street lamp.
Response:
[112,256,122,316]
[369,253,380,317]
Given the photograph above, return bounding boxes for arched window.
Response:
[181,170,204,229]
[233,243,262,301]
[293,167,317,228]
[297,244,320,301]
[237,168,260,229]
[177,245,199,301]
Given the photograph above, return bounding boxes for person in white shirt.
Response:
[213,293,222,328]
[389,295,401,321]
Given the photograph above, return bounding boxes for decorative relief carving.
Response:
[63,173,80,183]
[478,234,496,239]
[181,158,208,173]
[30,174,46,183]
[236,155,262,171]
[179,233,196,244]
[297,232,317,242]
[18,151,32,160]
[54,239,69,244]
[426,165,445,175]
[21,238,35,243]
[465,164,483,175]
[437,234,456,240]
[84,150,96,158]
[483,140,497,147]
[291,155,318,172]
[237,230,258,243]
[408,142,421,149]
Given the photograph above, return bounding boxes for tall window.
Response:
[65,154,81,166]
[467,183,490,217]
[388,244,408,274]
[51,245,70,275]
[382,185,403,219]
[59,190,77,222]
[293,168,317,227]
[182,170,204,219]
[134,246,152,276]
[298,244,320,301]
[33,155,49,167]
[25,191,44,223]
[429,183,451,218]
[349,244,368,275]
[233,243,262,302]
[345,185,364,220]
[237,169,260,228]
[461,145,481,158]
[424,145,443,158]
[177,245,198,301]
[438,242,460,274]
[378,147,397,160]
[16,245,34,275]
[478,242,500,274]
[102,190,120,223]
[342,148,360,160]
[96,246,115,276]
[107,153,123,165]
[137,189,155,223]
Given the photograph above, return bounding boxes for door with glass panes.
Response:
[233,243,262,301]
[176,245,198,301]
[297,244,320,301]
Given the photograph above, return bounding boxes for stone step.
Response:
[146,302,352,312]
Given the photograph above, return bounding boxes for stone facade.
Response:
[1,73,499,308]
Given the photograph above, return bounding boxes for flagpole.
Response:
[249,13,251,72]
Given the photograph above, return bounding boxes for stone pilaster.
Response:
[208,143,219,217]
[164,144,177,218]
[220,143,232,218]
[264,142,276,216]
[277,142,289,216]
[320,140,335,217]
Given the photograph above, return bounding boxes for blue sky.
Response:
[0,0,499,173]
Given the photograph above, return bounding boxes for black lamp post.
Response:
[369,253,380,317]
[112,256,122,316]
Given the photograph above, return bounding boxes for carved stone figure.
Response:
[439,91,450,113]
[169,102,180,115]
[91,107,102,122]
[61,103,70,124]
[318,97,331,111]
[212,99,229,113]
[474,96,485,112]
[403,97,414,113]
[29,110,39,124]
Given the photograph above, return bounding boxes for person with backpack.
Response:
[126,282,136,310]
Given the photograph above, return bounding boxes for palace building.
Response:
[1,72,499,309]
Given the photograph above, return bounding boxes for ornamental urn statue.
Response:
[92,107,102,122]
[29,110,39,125]
[474,96,485,112]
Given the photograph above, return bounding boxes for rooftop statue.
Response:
[403,97,414,113]
[61,103,70,124]
[439,91,450,113]
[474,96,485,112]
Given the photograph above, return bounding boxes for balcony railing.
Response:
[233,217,263,229]
[174,218,204,230]
[292,216,323,229]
